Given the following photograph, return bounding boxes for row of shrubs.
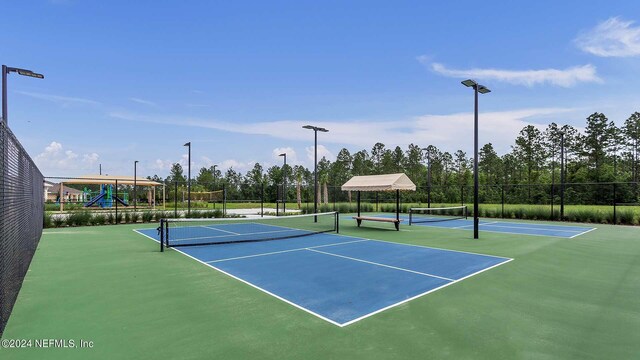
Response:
[303,202,639,225]
[43,209,225,228]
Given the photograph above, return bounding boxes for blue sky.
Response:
[2,1,640,178]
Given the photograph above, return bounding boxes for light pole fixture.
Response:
[421,147,431,208]
[184,142,191,216]
[302,125,329,220]
[2,65,44,125]
[461,79,491,239]
[133,160,139,211]
[212,164,218,189]
[279,153,287,215]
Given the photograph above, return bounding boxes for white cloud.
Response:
[110,107,577,157]
[152,159,171,170]
[220,159,252,172]
[426,61,601,87]
[129,97,157,106]
[16,91,100,106]
[575,17,640,57]
[305,145,334,162]
[35,141,100,175]
[272,147,297,164]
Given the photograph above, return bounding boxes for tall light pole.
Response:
[560,132,565,220]
[212,164,218,189]
[421,147,431,208]
[184,142,191,216]
[279,153,287,215]
[462,79,491,239]
[2,65,44,125]
[302,125,329,219]
[133,160,139,211]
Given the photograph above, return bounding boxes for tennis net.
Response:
[159,211,339,250]
[409,206,467,225]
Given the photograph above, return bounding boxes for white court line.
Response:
[132,228,514,327]
[569,227,597,238]
[168,228,302,243]
[306,248,455,282]
[340,258,514,326]
[132,229,344,327]
[478,223,590,233]
[453,221,499,229]
[203,226,240,235]
[413,222,588,238]
[207,239,369,263]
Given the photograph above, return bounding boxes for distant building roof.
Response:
[50,183,84,195]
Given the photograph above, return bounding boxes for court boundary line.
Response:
[340,257,514,326]
[408,221,594,238]
[133,228,514,327]
[133,229,345,327]
[569,227,597,238]
[346,214,594,238]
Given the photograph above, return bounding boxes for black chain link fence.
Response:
[0,121,44,335]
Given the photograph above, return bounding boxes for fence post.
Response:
[613,182,617,225]
[550,183,554,220]
[261,182,264,217]
[461,185,464,206]
[115,179,118,224]
[501,185,505,219]
[223,184,227,217]
[174,181,178,218]
[333,185,336,211]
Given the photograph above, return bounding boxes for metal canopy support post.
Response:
[357,191,361,217]
[396,189,400,228]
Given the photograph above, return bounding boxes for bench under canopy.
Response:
[341,173,416,230]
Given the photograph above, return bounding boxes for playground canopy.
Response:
[61,174,163,187]
[341,173,416,192]
[58,175,164,211]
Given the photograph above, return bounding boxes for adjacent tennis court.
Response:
[364,206,596,238]
[135,212,512,326]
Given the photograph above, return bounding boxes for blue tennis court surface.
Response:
[361,214,596,238]
[135,224,511,326]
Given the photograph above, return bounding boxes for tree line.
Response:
[149,112,640,205]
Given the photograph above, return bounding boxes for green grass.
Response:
[3,218,639,359]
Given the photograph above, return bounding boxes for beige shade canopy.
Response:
[60,174,162,187]
[341,173,416,192]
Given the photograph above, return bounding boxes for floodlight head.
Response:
[477,85,491,94]
[421,147,428,151]
[303,125,329,132]
[183,142,191,147]
[461,79,477,87]
[279,153,286,157]
[134,160,139,164]
[6,67,44,79]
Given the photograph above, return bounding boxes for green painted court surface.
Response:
[2,218,639,359]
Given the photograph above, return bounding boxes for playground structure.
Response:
[58,175,164,211]
[84,184,129,208]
